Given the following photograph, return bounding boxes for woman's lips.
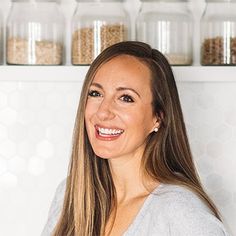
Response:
[95,125,124,141]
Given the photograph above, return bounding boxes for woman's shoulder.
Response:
[54,178,67,199]
[49,178,67,216]
[153,183,210,211]
[149,183,211,218]
[41,178,67,236]
[148,183,230,235]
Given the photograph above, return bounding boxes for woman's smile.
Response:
[95,125,124,141]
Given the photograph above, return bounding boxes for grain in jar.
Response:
[201,0,236,65]
[136,0,193,66]
[72,0,130,65]
[6,0,65,65]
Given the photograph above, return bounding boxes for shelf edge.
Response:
[0,66,236,82]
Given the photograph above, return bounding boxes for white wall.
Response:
[0,78,235,236]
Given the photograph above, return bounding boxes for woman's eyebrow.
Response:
[90,82,103,89]
[116,87,140,98]
[90,83,140,97]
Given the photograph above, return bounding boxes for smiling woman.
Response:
[41,41,230,236]
[85,55,157,160]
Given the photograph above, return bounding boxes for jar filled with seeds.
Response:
[201,0,236,65]
[136,0,193,66]
[72,0,130,65]
[6,0,65,65]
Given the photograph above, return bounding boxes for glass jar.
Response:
[201,0,236,66]
[72,0,130,65]
[6,0,65,65]
[136,0,193,66]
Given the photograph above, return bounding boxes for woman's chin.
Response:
[95,153,113,160]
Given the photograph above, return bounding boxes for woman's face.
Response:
[85,55,157,160]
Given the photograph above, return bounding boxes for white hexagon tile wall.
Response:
[0,80,236,235]
[177,82,236,235]
[0,81,82,236]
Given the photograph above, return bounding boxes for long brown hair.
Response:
[53,41,220,236]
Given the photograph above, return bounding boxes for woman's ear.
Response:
[151,113,162,133]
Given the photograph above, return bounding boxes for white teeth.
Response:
[98,127,123,135]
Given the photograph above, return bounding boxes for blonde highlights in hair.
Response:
[52,41,221,236]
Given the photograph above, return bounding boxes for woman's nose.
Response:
[96,98,116,121]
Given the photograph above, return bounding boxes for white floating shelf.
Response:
[173,66,236,83]
[0,66,236,82]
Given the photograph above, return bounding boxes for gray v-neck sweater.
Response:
[41,180,230,236]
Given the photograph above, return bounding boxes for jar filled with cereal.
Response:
[6,0,65,65]
[201,0,236,65]
[72,0,130,65]
[136,0,193,66]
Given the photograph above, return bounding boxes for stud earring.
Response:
[154,127,158,132]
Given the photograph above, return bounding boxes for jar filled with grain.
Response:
[201,0,236,66]
[6,0,65,65]
[136,0,193,66]
[72,0,130,65]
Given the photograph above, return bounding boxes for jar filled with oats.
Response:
[136,0,193,66]
[201,0,236,65]
[6,0,65,65]
[72,0,130,65]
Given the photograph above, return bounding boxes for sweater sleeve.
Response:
[41,179,66,236]
[164,189,230,236]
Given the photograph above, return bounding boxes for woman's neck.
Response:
[108,154,159,202]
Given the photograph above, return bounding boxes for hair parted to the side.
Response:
[52,41,221,236]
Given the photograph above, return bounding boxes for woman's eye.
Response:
[88,90,101,97]
[120,94,134,103]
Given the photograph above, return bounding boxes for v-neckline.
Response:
[123,183,164,235]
